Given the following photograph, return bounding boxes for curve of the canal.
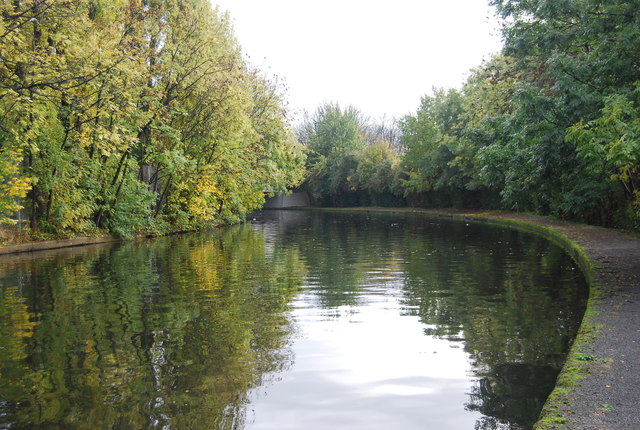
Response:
[1,208,632,429]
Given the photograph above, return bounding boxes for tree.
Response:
[0,0,153,233]
[568,85,640,226]
[301,103,366,204]
[0,141,31,225]
[353,140,403,205]
[488,0,640,224]
[0,0,305,237]
[400,88,478,206]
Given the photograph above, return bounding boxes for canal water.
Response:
[0,210,587,429]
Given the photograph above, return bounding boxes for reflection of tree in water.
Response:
[467,363,558,430]
[0,224,306,429]
[0,212,588,429]
[276,212,380,308]
[255,211,586,429]
[256,212,586,429]
[270,211,411,308]
[393,217,587,429]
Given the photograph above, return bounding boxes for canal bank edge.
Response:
[417,211,602,430]
[0,228,200,257]
[0,235,121,256]
[307,207,639,430]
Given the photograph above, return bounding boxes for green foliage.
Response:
[354,140,402,196]
[5,0,640,232]
[393,0,640,227]
[484,0,640,225]
[568,84,640,224]
[300,103,403,206]
[301,103,364,200]
[0,0,304,237]
[0,143,31,225]
[400,88,466,193]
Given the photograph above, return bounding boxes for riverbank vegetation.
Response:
[300,0,640,230]
[0,0,304,239]
[3,0,639,240]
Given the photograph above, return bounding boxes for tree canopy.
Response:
[299,103,403,207]
[0,0,304,236]
[374,0,640,227]
[4,0,639,235]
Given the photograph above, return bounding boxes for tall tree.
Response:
[489,0,640,224]
[301,103,366,204]
[400,88,475,205]
[0,0,304,237]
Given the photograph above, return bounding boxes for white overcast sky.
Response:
[211,0,503,121]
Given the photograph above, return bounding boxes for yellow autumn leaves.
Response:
[0,0,305,235]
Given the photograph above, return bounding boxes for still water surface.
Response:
[0,210,587,429]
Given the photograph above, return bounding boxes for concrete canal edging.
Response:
[0,235,120,256]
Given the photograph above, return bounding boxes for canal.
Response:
[0,210,587,429]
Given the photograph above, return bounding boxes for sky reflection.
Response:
[246,284,483,429]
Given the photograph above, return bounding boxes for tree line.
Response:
[301,0,640,229]
[3,0,639,237]
[0,0,304,237]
